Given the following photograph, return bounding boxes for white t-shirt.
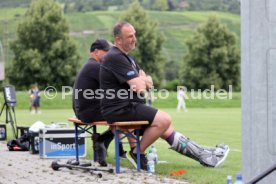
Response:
[177,90,185,100]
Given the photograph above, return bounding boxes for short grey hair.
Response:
[113,21,132,37]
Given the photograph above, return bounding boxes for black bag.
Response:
[7,134,30,151]
[29,131,39,154]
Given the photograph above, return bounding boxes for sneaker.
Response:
[126,151,148,171]
[119,142,127,159]
[199,144,230,167]
[126,151,137,168]
[213,144,230,167]
[94,141,107,167]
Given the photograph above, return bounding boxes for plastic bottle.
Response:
[226,175,232,184]
[151,145,158,164]
[147,149,155,175]
[234,174,244,184]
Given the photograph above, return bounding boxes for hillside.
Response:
[0,8,240,79]
[64,10,240,68]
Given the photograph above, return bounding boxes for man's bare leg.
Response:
[133,110,171,153]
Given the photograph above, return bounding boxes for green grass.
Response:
[1,108,241,184]
[153,92,240,108]
[180,11,240,24]
[161,28,193,61]
[65,11,120,32]
[0,91,240,110]
[0,7,26,21]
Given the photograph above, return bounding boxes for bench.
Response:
[68,117,149,173]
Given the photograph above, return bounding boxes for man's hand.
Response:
[139,70,146,77]
[139,70,153,89]
[145,75,153,89]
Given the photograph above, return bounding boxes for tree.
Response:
[227,0,240,14]
[120,1,165,87]
[180,15,240,91]
[165,60,180,81]
[8,0,80,90]
[187,0,240,14]
[0,0,31,7]
[152,0,168,11]
[167,0,175,11]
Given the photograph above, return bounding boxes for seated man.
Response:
[72,38,126,166]
[100,22,230,170]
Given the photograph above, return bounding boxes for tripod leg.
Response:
[11,107,18,137]
[7,106,17,138]
[0,103,5,117]
[6,105,8,124]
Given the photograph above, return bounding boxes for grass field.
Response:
[1,108,241,184]
[0,91,241,110]
[0,7,241,183]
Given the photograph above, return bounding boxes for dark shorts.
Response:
[33,98,40,107]
[76,110,104,124]
[103,103,158,125]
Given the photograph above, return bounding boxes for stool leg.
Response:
[92,125,97,162]
[115,128,120,173]
[136,129,141,172]
[74,123,79,163]
[21,129,25,136]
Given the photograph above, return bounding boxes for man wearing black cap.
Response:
[72,38,126,166]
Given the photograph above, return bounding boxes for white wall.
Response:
[241,0,276,183]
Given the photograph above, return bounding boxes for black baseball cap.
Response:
[90,39,111,52]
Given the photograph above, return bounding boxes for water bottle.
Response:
[151,145,158,164]
[226,175,232,184]
[147,150,155,175]
[234,173,244,184]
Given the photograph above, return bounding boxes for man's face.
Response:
[119,24,136,53]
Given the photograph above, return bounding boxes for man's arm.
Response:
[127,76,147,93]
[127,70,153,92]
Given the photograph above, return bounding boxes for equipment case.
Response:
[0,124,6,140]
[39,128,86,158]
